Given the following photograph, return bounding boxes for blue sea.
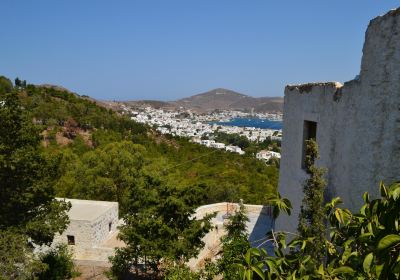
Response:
[211,117,283,130]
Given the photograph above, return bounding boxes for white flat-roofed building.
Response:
[211,142,226,149]
[53,198,123,262]
[256,150,281,161]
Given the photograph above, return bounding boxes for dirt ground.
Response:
[74,261,110,280]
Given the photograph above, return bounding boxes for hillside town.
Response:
[119,104,282,158]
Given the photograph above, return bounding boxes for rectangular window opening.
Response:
[109,222,112,232]
[67,235,75,245]
[302,120,317,169]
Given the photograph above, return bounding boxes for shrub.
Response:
[39,244,79,280]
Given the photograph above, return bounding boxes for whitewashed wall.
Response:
[276,9,400,234]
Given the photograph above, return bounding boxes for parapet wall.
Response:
[194,202,272,219]
[276,8,400,234]
[189,202,274,269]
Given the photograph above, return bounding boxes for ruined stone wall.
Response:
[276,9,400,234]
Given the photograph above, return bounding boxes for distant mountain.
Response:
[126,88,283,113]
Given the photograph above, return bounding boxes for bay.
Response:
[211,117,283,130]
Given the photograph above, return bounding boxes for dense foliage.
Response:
[238,182,400,279]
[213,131,281,156]
[213,131,252,150]
[11,80,278,208]
[0,231,46,279]
[1,76,279,278]
[0,76,13,94]
[0,90,72,278]
[217,201,251,279]
[38,244,79,280]
[110,178,214,278]
[297,139,327,263]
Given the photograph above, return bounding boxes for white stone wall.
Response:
[53,219,92,250]
[53,201,119,260]
[276,9,400,234]
[90,205,119,247]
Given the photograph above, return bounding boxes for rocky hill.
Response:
[126,88,283,113]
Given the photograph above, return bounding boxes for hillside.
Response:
[0,78,279,213]
[123,99,175,110]
[124,88,283,113]
[172,88,247,111]
[172,88,283,113]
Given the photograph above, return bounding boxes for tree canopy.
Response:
[0,91,71,278]
[110,178,214,278]
[0,91,70,245]
[0,76,12,94]
[9,78,279,206]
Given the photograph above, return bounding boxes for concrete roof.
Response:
[57,198,118,221]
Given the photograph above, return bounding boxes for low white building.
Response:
[201,139,215,147]
[53,198,123,262]
[226,145,245,155]
[211,142,226,149]
[256,150,281,161]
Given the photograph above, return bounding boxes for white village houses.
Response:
[256,150,281,161]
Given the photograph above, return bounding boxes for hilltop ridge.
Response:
[124,88,283,113]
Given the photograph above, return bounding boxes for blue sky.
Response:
[0,1,398,100]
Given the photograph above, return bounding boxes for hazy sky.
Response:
[1,1,398,100]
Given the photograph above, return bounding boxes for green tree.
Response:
[14,77,22,88]
[0,91,70,245]
[218,201,251,279]
[0,91,70,277]
[55,141,145,212]
[38,244,80,280]
[110,178,214,278]
[237,182,400,279]
[0,230,46,279]
[164,263,201,280]
[0,76,13,94]
[297,139,327,263]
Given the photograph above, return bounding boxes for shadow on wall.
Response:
[248,205,275,256]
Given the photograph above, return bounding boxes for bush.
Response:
[0,76,13,94]
[39,244,79,280]
[239,182,400,279]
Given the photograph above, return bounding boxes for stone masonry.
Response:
[53,198,122,262]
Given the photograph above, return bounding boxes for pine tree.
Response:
[297,139,327,263]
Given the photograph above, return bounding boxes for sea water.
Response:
[211,118,283,130]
